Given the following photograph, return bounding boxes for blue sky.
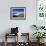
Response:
[13,9,24,14]
[13,9,24,12]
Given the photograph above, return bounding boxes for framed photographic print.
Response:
[10,7,26,20]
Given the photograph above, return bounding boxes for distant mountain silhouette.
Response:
[13,14,24,17]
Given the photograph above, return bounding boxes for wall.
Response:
[0,0,37,42]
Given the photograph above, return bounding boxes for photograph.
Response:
[10,7,26,20]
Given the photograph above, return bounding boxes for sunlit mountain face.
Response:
[12,9,24,17]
